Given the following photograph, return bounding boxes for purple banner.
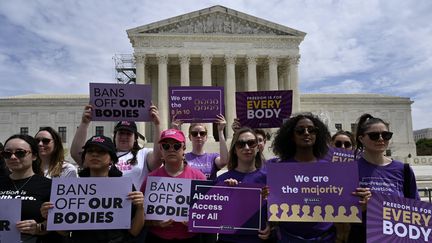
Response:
[90,83,152,121]
[144,176,192,221]
[324,147,356,163]
[367,194,432,242]
[168,86,224,123]
[0,199,21,243]
[47,177,132,230]
[188,180,264,234]
[267,162,361,223]
[236,90,292,128]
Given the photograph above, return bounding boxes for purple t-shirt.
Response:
[185,152,219,180]
[277,159,335,242]
[216,169,267,243]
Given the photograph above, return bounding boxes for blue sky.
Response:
[0,0,431,129]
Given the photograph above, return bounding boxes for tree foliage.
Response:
[416,138,432,155]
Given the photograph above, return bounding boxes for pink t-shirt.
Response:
[141,163,206,240]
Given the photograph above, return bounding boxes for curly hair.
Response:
[36,127,65,177]
[4,134,42,175]
[272,112,330,161]
[354,113,389,159]
[228,127,264,170]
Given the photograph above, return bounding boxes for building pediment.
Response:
[127,5,306,37]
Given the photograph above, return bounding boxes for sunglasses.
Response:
[1,150,31,159]
[365,131,393,141]
[334,141,352,149]
[161,143,183,151]
[235,139,258,149]
[294,127,319,135]
[36,138,52,145]
[190,131,207,137]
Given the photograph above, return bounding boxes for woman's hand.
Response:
[81,105,93,124]
[224,178,239,186]
[216,114,226,132]
[128,191,144,209]
[352,187,372,211]
[40,202,54,219]
[16,219,38,235]
[258,224,271,240]
[171,114,183,130]
[261,186,269,200]
[231,118,241,133]
[149,104,160,126]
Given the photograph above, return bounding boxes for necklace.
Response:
[12,175,34,191]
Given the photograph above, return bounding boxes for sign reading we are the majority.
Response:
[236,90,292,128]
[0,199,21,243]
[90,83,152,121]
[47,177,132,230]
[367,194,432,242]
[188,180,264,234]
[267,162,361,223]
[168,86,224,123]
[144,176,192,222]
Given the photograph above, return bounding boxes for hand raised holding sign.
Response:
[149,103,160,126]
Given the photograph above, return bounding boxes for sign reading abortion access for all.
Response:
[367,194,432,242]
[90,83,152,121]
[47,177,132,230]
[236,90,292,128]
[188,180,264,234]
[168,86,224,123]
[267,162,361,223]
[0,199,21,243]
[323,147,357,163]
[144,176,192,221]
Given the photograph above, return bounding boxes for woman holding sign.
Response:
[271,113,336,242]
[216,127,271,243]
[70,104,162,189]
[348,114,419,243]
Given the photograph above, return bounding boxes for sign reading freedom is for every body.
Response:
[47,177,132,230]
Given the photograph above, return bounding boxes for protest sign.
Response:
[188,180,264,234]
[90,83,152,121]
[0,199,21,243]
[47,177,132,230]
[267,162,361,223]
[236,90,292,128]
[144,176,192,221]
[367,193,432,242]
[324,147,357,163]
[168,86,224,123]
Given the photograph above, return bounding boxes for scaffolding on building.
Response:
[113,54,136,84]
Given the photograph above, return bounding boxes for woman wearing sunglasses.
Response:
[0,134,64,242]
[216,127,270,243]
[348,114,419,243]
[331,130,355,150]
[141,129,206,242]
[271,113,335,242]
[35,127,77,178]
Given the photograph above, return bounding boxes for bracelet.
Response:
[36,223,41,234]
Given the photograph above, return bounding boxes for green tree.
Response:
[416,138,432,155]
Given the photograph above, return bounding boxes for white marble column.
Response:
[246,55,258,91]
[278,66,286,90]
[134,53,147,140]
[289,55,301,113]
[268,56,279,90]
[157,53,169,131]
[262,66,269,90]
[179,54,190,86]
[201,53,214,139]
[225,54,236,139]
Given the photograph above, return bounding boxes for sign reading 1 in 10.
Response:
[169,86,225,123]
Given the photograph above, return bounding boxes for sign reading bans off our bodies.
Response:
[144,176,192,221]
[47,177,132,230]
[0,199,21,243]
[90,83,152,121]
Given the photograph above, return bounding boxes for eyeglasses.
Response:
[235,139,258,149]
[1,150,32,159]
[294,127,319,135]
[190,131,207,137]
[161,143,183,151]
[35,138,52,145]
[365,131,393,141]
[334,141,352,149]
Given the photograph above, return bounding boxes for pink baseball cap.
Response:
[159,129,185,143]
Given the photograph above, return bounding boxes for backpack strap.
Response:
[403,163,413,198]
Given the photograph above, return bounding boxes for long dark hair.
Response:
[36,127,65,177]
[354,113,389,159]
[4,134,42,175]
[272,112,330,161]
[227,127,264,171]
[113,132,142,165]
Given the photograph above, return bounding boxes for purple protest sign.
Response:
[47,177,132,230]
[90,83,152,121]
[168,86,224,123]
[236,90,292,128]
[323,147,357,163]
[188,180,264,234]
[0,199,21,243]
[267,162,361,223]
[367,193,432,242]
[144,176,192,221]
